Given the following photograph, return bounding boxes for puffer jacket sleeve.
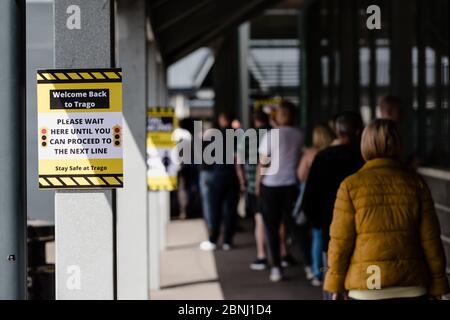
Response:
[323,179,356,293]
[419,180,450,296]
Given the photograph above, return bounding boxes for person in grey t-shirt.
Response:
[256,100,304,282]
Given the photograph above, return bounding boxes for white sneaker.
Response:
[304,266,314,280]
[270,267,283,282]
[200,240,216,251]
[250,258,268,271]
[310,277,322,287]
[222,244,231,251]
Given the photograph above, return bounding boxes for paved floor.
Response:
[151,218,321,300]
[151,219,223,300]
[214,219,322,300]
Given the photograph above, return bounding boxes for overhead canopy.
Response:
[148,0,283,65]
[167,48,214,90]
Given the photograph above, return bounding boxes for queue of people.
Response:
[193,95,449,300]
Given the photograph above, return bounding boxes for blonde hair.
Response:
[361,119,402,161]
[312,125,334,150]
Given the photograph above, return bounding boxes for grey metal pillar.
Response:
[54,0,115,300]
[238,23,250,128]
[390,0,414,157]
[0,0,27,300]
[298,9,308,129]
[300,3,321,141]
[116,0,149,300]
[340,0,359,112]
[214,30,240,118]
[158,190,169,252]
[147,40,161,292]
[416,0,426,156]
[157,62,170,252]
[158,197,168,252]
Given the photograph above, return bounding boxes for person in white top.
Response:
[256,100,304,282]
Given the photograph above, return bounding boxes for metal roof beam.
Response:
[150,0,282,65]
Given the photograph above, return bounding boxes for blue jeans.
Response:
[199,170,214,230]
[311,228,323,279]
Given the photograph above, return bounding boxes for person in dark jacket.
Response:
[302,111,365,297]
[200,112,240,251]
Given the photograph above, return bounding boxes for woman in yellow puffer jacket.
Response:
[324,119,449,300]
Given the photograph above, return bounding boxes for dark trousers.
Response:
[209,170,239,245]
[295,223,312,266]
[260,185,298,267]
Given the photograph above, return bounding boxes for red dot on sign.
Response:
[115,128,120,133]
[41,129,47,134]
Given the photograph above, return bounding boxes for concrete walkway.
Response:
[151,218,321,300]
[150,219,223,300]
[214,220,322,300]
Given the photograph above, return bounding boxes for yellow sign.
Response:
[147,107,177,191]
[253,98,282,111]
[37,68,123,189]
